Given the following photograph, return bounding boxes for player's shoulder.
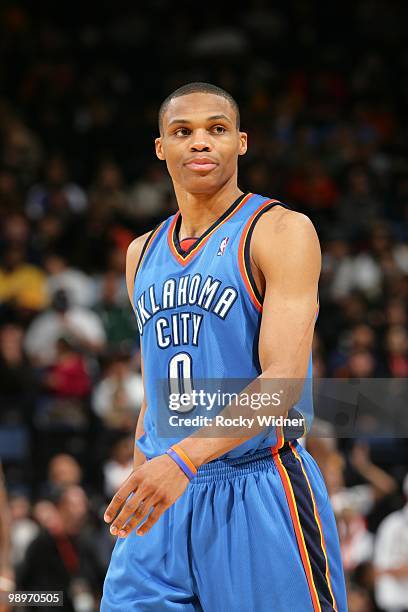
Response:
[253,202,319,247]
[126,231,153,266]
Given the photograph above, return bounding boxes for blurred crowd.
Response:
[0,0,408,610]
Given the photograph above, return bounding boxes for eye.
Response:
[211,125,226,134]
[174,127,191,137]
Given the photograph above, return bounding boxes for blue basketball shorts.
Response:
[101,441,347,611]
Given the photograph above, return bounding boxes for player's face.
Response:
[155,93,247,194]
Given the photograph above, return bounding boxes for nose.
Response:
[190,129,212,152]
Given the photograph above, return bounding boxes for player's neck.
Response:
[173,180,244,240]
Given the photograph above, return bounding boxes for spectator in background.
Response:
[103,436,134,498]
[320,232,355,301]
[317,442,397,571]
[92,353,143,432]
[0,244,48,317]
[0,214,30,251]
[374,474,408,612]
[88,160,127,226]
[36,337,91,431]
[24,289,105,366]
[37,454,83,501]
[330,246,383,301]
[0,168,22,214]
[347,584,375,612]
[100,247,128,304]
[1,117,43,187]
[25,155,87,222]
[0,324,36,424]
[19,485,102,612]
[8,494,39,568]
[383,326,408,378]
[45,337,91,402]
[333,349,379,378]
[30,214,65,263]
[43,253,95,308]
[47,454,82,490]
[384,299,407,327]
[94,270,137,353]
[126,163,172,225]
[31,500,60,534]
[337,166,382,242]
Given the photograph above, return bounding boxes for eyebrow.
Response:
[167,114,232,127]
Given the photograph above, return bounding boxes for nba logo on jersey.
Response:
[217,236,229,256]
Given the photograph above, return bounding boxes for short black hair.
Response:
[158,82,240,132]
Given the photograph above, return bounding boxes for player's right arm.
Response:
[126,233,151,470]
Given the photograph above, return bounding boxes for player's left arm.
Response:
[104,210,321,537]
[180,208,321,464]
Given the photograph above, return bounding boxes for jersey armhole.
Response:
[133,221,165,284]
[238,200,291,311]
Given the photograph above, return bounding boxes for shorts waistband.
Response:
[190,441,297,484]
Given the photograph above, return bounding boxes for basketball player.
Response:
[101,83,347,611]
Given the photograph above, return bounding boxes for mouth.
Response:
[184,158,218,173]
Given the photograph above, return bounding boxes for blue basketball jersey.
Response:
[133,192,315,459]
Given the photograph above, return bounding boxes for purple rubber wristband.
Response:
[166,448,196,480]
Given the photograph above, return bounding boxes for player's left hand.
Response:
[103,454,190,537]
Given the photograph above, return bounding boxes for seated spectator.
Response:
[336,166,382,241]
[0,243,48,314]
[36,338,92,430]
[374,474,408,612]
[1,213,30,249]
[24,289,106,366]
[8,494,39,567]
[88,160,127,225]
[19,485,103,612]
[383,325,408,377]
[94,270,138,353]
[351,561,378,612]
[0,323,36,424]
[38,454,83,500]
[43,253,95,308]
[330,442,397,517]
[92,353,143,431]
[0,168,22,213]
[103,436,134,498]
[347,584,375,612]
[335,501,374,574]
[126,162,172,222]
[384,298,407,327]
[25,155,87,222]
[31,500,61,534]
[48,454,82,489]
[45,338,91,399]
[330,250,382,301]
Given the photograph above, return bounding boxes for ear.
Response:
[238,131,248,156]
[155,137,165,161]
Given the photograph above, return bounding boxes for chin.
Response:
[183,175,224,195]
